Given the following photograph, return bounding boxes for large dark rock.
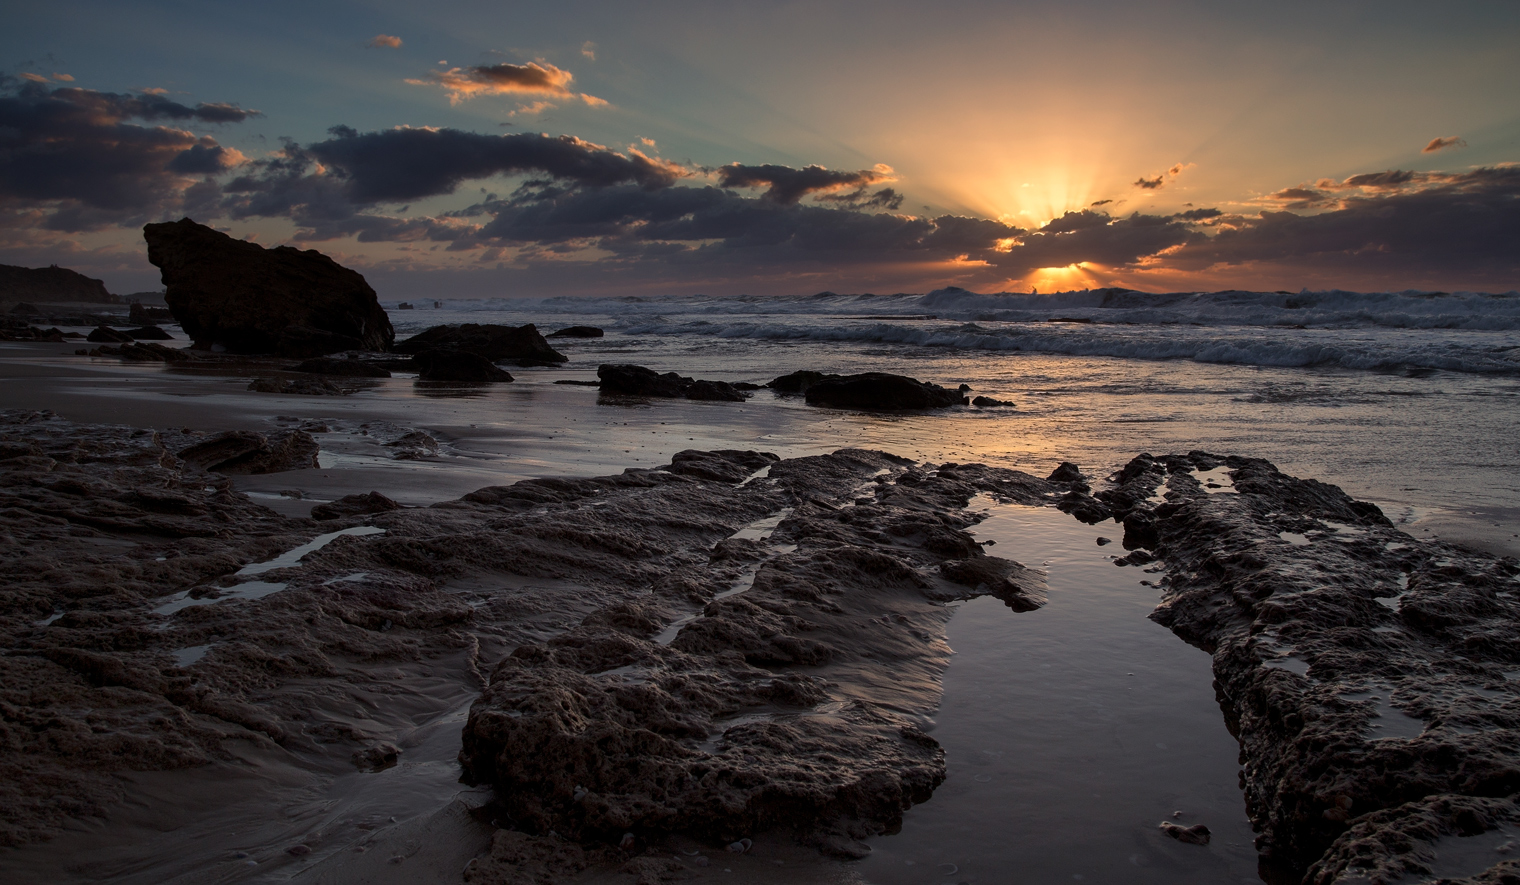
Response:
[393,323,565,363]
[86,326,133,343]
[547,325,604,338]
[597,364,747,402]
[768,370,839,393]
[0,264,115,303]
[291,358,391,378]
[142,218,394,356]
[310,491,401,521]
[128,303,173,324]
[176,430,320,474]
[803,373,963,410]
[413,349,513,382]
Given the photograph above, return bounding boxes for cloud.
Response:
[369,34,402,49]
[716,163,896,205]
[0,79,254,230]
[581,42,596,60]
[52,73,74,82]
[1134,161,1194,190]
[19,73,48,84]
[408,61,604,108]
[1422,136,1466,154]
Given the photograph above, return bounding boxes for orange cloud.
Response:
[20,73,48,83]
[1422,136,1466,153]
[52,73,75,82]
[408,61,604,108]
[370,34,403,49]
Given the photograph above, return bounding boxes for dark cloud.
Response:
[1172,207,1222,221]
[989,211,1195,274]
[1166,166,1520,280]
[409,61,603,107]
[1134,174,1165,190]
[1265,186,1333,210]
[716,163,894,205]
[0,80,251,229]
[1090,199,1112,206]
[1422,136,1466,154]
[814,186,904,211]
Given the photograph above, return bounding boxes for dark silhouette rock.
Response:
[397,302,414,310]
[292,358,391,378]
[176,430,320,474]
[311,491,401,521]
[547,325,604,338]
[597,364,746,402]
[412,349,513,382]
[804,373,962,411]
[971,396,1013,407]
[86,326,133,343]
[393,323,565,363]
[768,370,838,393]
[99,342,190,363]
[1047,462,1086,483]
[247,377,348,396]
[143,218,393,355]
[0,264,115,303]
[125,326,173,340]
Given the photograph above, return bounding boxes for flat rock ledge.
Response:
[1065,452,1520,885]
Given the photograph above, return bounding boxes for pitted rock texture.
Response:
[1117,451,1520,884]
[143,217,393,355]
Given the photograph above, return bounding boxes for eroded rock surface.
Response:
[1107,452,1520,883]
[143,217,394,355]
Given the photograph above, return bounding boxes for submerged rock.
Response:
[804,373,963,411]
[393,323,565,364]
[597,364,747,402]
[143,217,393,356]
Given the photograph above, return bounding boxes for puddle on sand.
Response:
[858,498,1259,884]
[153,528,387,616]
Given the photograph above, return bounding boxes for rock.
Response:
[129,303,174,324]
[939,556,1048,612]
[1129,452,1520,882]
[768,370,838,393]
[125,326,173,340]
[177,430,320,474]
[1047,462,1086,483]
[412,350,514,383]
[291,358,391,378]
[311,492,402,521]
[86,326,133,343]
[352,742,401,771]
[666,449,778,483]
[118,343,189,362]
[0,263,115,303]
[548,326,604,338]
[9,302,40,316]
[248,377,348,396]
[392,323,565,364]
[384,432,438,460]
[142,217,394,355]
[397,302,414,310]
[803,373,963,411]
[1159,822,1211,845]
[597,364,747,402]
[970,396,1013,407]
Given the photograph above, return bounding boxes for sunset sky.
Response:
[4,0,1518,296]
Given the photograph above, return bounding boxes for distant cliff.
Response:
[0,264,116,303]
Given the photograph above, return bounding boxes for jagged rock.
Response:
[548,325,604,338]
[176,430,320,474]
[125,326,173,340]
[412,350,513,382]
[393,323,565,363]
[597,364,747,401]
[311,491,401,521]
[86,326,133,343]
[1048,462,1086,483]
[291,358,391,378]
[939,556,1048,612]
[666,449,778,483]
[971,396,1013,407]
[0,264,115,303]
[143,217,393,355]
[128,303,173,324]
[804,373,963,411]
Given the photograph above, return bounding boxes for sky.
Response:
[3,0,1518,297]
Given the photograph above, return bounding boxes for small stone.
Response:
[286,844,312,857]
[1159,822,1211,845]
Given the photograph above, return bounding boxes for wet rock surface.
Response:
[393,323,566,364]
[1114,452,1520,883]
[143,217,394,355]
[803,372,964,411]
[412,349,515,383]
[597,364,748,402]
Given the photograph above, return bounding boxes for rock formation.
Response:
[803,372,964,410]
[0,264,115,303]
[597,364,747,401]
[393,323,565,364]
[548,325,604,338]
[142,218,393,356]
[412,350,514,382]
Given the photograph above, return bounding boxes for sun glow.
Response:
[1022,262,1105,291]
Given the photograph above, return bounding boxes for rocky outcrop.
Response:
[1111,452,1520,884]
[176,430,320,474]
[597,364,747,402]
[142,218,393,356]
[803,373,964,410]
[86,326,133,343]
[310,491,401,521]
[0,264,115,303]
[413,350,514,382]
[768,370,837,393]
[128,303,173,324]
[393,323,565,364]
[291,358,391,378]
[548,325,604,338]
